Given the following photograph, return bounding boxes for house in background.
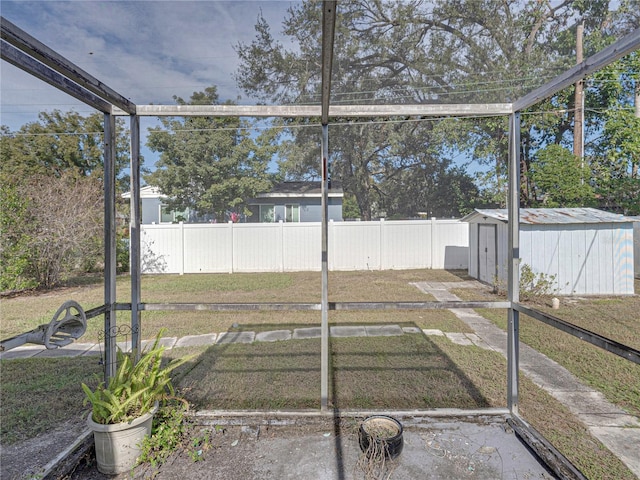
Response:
[122,181,344,224]
[246,181,343,223]
[462,208,636,295]
[121,186,198,224]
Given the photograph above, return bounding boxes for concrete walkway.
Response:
[412,281,640,478]
[0,324,410,360]
[2,281,638,477]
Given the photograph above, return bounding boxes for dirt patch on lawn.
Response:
[0,417,88,480]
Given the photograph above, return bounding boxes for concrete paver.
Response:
[292,327,321,339]
[402,326,422,334]
[365,324,403,336]
[0,345,44,360]
[217,331,255,344]
[174,333,217,348]
[422,329,444,336]
[255,330,292,342]
[329,326,367,337]
[34,344,95,358]
[444,332,474,346]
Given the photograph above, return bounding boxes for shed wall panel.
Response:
[465,210,635,295]
[496,223,508,287]
[634,219,640,278]
[468,224,479,278]
[614,225,634,294]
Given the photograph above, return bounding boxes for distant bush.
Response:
[1,172,103,290]
[0,183,37,291]
[493,263,558,301]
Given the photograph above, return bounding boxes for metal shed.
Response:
[463,208,636,295]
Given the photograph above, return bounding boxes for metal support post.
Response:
[320,123,330,411]
[130,114,142,359]
[103,112,117,382]
[507,112,521,414]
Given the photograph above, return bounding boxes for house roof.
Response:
[121,185,164,199]
[462,208,636,225]
[122,182,345,200]
[256,181,344,199]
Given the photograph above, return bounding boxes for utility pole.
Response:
[573,21,584,159]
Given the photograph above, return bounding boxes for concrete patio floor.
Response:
[67,412,557,480]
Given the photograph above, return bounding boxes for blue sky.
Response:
[0,1,297,171]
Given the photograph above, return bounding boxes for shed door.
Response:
[478,224,497,284]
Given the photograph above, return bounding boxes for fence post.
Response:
[179,222,185,275]
[430,217,437,269]
[228,221,234,274]
[379,218,385,270]
[328,219,334,270]
[279,220,285,272]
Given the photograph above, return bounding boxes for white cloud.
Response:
[1,1,298,130]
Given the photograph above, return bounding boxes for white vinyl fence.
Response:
[141,219,469,274]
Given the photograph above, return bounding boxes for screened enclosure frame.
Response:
[2,5,639,476]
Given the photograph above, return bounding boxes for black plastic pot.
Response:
[358,415,404,460]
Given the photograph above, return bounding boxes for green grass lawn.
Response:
[1,271,638,480]
[451,281,640,420]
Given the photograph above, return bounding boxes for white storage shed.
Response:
[462,208,636,295]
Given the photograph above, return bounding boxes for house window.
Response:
[285,204,300,222]
[259,204,275,223]
[160,205,187,223]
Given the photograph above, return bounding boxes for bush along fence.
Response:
[140,219,469,274]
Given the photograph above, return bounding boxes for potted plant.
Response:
[82,329,193,474]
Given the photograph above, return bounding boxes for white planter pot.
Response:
[87,403,158,475]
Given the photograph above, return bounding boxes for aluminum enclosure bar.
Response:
[507,112,521,415]
[1,40,111,113]
[513,27,640,112]
[319,0,337,412]
[130,115,142,359]
[515,304,640,365]
[140,301,511,312]
[1,17,136,114]
[123,103,512,118]
[320,1,337,125]
[103,113,118,382]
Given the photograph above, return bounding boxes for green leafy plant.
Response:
[519,264,559,301]
[82,329,194,424]
[188,430,212,462]
[492,264,559,301]
[138,399,190,468]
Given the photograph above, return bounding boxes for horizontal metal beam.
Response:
[515,304,640,365]
[116,103,513,118]
[140,301,510,312]
[333,301,511,310]
[85,305,107,319]
[508,415,587,480]
[513,27,640,112]
[1,17,136,114]
[1,40,112,113]
[143,303,322,312]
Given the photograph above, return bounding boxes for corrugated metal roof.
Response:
[463,208,636,225]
